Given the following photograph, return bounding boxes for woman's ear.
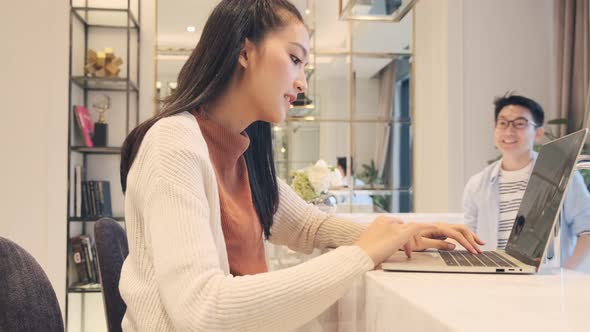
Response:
[238,39,254,69]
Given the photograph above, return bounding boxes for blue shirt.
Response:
[462,153,590,264]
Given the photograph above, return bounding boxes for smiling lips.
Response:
[284,94,296,104]
[502,138,517,144]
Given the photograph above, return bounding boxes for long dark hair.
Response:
[120,0,303,238]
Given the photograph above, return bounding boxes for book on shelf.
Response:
[79,180,113,219]
[70,236,89,284]
[82,235,99,283]
[73,165,83,217]
[88,181,97,218]
[97,181,113,217]
[70,235,100,285]
[81,181,89,218]
[73,105,94,147]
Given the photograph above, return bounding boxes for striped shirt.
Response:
[497,162,532,249]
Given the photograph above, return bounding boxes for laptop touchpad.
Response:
[385,251,446,267]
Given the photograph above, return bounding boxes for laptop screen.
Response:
[505,129,587,268]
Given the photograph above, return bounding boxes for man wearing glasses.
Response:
[462,94,590,270]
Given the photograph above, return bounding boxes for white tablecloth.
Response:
[363,269,590,332]
[266,213,464,331]
[271,213,590,332]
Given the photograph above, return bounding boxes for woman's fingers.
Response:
[420,223,484,254]
[419,238,456,251]
[403,242,413,258]
[448,229,479,254]
[355,219,484,266]
[454,225,483,253]
[422,226,477,254]
[356,219,435,265]
[401,223,438,241]
[398,223,435,257]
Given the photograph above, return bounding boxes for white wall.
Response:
[460,0,556,188]
[0,0,70,318]
[413,0,451,212]
[0,0,155,329]
[414,0,555,212]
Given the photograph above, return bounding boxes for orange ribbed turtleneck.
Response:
[193,111,267,276]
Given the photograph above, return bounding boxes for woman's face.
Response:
[240,19,310,124]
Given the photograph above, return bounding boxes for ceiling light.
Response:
[186,26,196,33]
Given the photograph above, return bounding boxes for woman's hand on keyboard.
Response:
[405,223,485,255]
[354,217,439,267]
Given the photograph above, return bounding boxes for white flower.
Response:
[328,166,343,188]
[304,160,341,195]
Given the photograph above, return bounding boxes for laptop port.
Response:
[496,269,505,272]
[509,269,514,271]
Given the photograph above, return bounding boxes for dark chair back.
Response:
[0,236,64,332]
[95,218,129,332]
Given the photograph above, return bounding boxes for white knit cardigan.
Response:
[120,112,374,331]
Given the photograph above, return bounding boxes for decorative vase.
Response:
[309,192,338,214]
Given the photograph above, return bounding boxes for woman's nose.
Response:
[294,70,308,93]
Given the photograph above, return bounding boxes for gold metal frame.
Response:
[153,0,416,213]
[338,0,418,22]
[281,0,417,212]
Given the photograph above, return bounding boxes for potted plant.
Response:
[359,160,390,212]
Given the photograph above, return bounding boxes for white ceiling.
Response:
[157,0,412,81]
[157,0,218,49]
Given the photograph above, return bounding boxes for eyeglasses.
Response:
[495,117,537,130]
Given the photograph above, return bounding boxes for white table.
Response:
[287,213,590,332]
[288,213,465,332]
[362,269,590,332]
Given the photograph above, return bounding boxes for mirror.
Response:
[156,0,414,213]
[339,0,417,22]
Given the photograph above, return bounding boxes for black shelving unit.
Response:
[71,76,139,92]
[72,7,140,29]
[66,1,141,330]
[69,217,126,222]
[68,285,102,293]
[70,146,123,154]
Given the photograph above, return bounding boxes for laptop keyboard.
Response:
[439,251,518,267]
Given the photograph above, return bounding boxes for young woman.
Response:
[119,1,484,331]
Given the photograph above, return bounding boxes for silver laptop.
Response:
[382,128,588,274]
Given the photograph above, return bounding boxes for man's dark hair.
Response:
[337,157,353,175]
[493,93,544,127]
